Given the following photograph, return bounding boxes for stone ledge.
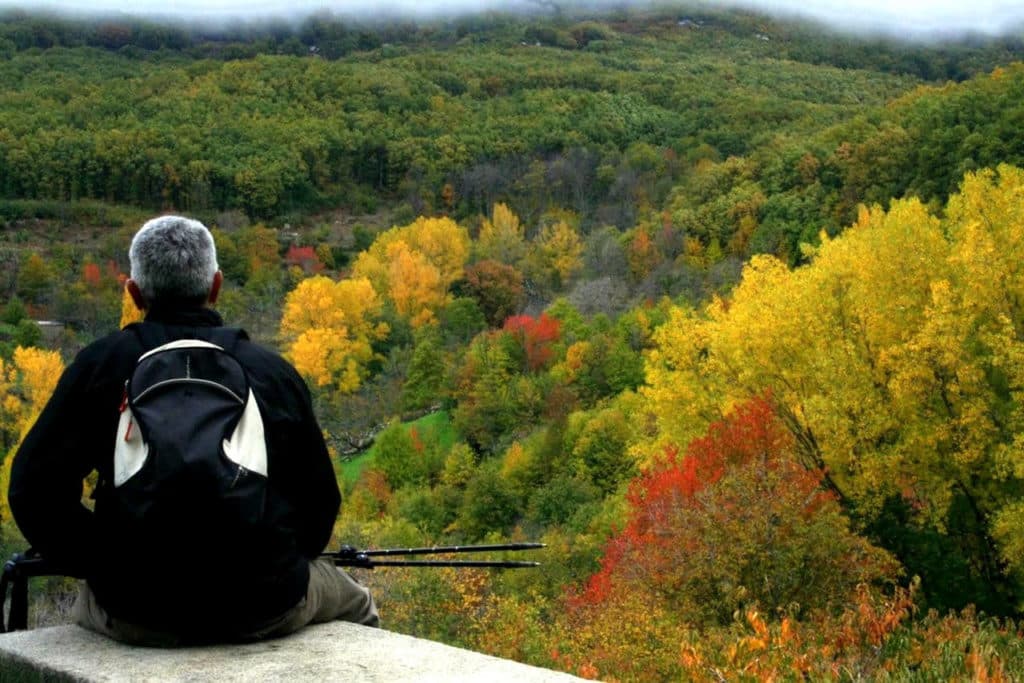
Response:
[0,621,585,682]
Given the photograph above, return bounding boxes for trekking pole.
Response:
[326,542,544,569]
[0,550,61,633]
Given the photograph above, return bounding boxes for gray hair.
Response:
[129,215,219,303]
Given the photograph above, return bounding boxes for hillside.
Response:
[3,4,1024,680]
[0,6,1004,226]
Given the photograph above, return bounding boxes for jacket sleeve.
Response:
[272,366,342,559]
[8,351,111,576]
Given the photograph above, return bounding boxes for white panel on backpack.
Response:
[221,389,268,477]
[114,405,149,487]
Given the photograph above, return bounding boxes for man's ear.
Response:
[208,271,223,305]
[126,279,148,311]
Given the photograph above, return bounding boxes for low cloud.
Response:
[723,0,1024,38]
[2,0,1023,39]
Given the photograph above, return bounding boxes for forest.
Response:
[4,2,1024,679]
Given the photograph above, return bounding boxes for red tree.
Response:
[503,313,561,371]
[575,396,897,618]
[82,262,102,288]
[284,245,324,274]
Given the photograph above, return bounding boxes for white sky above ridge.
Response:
[0,0,1022,39]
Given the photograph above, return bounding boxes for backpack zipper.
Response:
[120,382,134,442]
[230,465,248,488]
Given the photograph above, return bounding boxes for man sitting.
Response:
[9,215,377,645]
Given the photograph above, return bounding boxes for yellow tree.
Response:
[943,166,1024,578]
[645,197,949,505]
[0,358,19,455]
[533,219,583,289]
[10,347,63,429]
[0,347,64,523]
[520,219,585,294]
[279,276,388,393]
[400,216,471,286]
[353,216,470,327]
[641,173,1024,607]
[476,203,527,266]
[119,286,145,328]
[385,241,446,327]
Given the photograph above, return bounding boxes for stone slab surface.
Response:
[0,621,586,682]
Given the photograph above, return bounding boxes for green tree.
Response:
[1,297,27,326]
[455,463,521,540]
[564,406,636,494]
[402,325,446,412]
[452,332,543,453]
[374,419,419,489]
[438,297,487,346]
[12,319,42,348]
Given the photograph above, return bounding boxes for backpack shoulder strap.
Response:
[205,326,249,355]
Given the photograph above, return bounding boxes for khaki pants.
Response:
[74,558,379,647]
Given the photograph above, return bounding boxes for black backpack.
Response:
[110,330,269,537]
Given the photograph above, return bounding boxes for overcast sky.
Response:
[2,0,1023,39]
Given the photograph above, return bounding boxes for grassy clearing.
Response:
[338,410,455,490]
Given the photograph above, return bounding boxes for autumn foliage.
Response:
[550,397,901,680]
[283,245,324,274]
[503,313,561,372]
[643,165,1024,614]
[6,21,1024,679]
[279,276,388,392]
[462,259,525,327]
[0,347,64,524]
[352,216,470,327]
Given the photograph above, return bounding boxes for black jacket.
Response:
[9,305,341,638]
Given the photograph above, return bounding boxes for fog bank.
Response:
[1,0,1022,39]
